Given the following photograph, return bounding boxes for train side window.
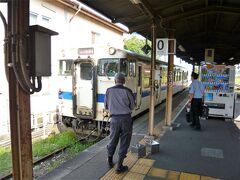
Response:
[59,59,73,76]
[97,58,119,77]
[138,66,142,86]
[162,67,167,84]
[142,65,150,88]
[80,63,92,80]
[129,59,136,77]
[120,58,128,76]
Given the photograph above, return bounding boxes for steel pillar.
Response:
[148,20,156,136]
[165,32,174,126]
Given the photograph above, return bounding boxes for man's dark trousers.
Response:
[107,114,132,159]
[191,98,202,128]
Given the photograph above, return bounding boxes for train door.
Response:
[136,65,142,109]
[73,60,96,119]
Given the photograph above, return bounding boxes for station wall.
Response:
[0,0,126,136]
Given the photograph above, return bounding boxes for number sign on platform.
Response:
[156,38,176,56]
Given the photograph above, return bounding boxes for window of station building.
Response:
[129,59,136,77]
[98,58,119,77]
[42,15,50,27]
[80,63,93,80]
[59,59,73,76]
[30,12,38,25]
[91,31,101,44]
[29,12,51,28]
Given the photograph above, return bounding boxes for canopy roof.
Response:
[80,0,240,65]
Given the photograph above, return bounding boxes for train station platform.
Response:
[38,93,240,180]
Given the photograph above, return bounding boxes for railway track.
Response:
[0,134,100,180]
[0,144,69,180]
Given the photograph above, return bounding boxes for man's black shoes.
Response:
[115,158,128,174]
[115,165,128,174]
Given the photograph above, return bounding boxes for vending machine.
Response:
[201,64,236,119]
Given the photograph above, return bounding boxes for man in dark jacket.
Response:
[104,72,135,173]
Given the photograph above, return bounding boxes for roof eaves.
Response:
[56,0,128,33]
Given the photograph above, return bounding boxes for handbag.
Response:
[185,106,193,123]
[201,104,209,119]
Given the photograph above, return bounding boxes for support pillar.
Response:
[8,0,33,179]
[148,20,157,136]
[165,32,174,126]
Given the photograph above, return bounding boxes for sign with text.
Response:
[205,48,214,62]
[156,38,176,55]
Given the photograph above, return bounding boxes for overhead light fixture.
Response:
[190,57,194,60]
[129,0,141,4]
[178,45,186,52]
[229,57,234,61]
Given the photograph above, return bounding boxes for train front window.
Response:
[98,58,119,77]
[80,63,92,80]
[59,59,73,76]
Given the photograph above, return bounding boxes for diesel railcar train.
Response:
[57,47,188,137]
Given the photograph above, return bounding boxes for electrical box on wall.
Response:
[29,25,58,77]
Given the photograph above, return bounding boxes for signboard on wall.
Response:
[205,48,214,62]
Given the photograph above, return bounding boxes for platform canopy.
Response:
[80,0,240,65]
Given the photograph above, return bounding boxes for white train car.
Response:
[57,47,188,135]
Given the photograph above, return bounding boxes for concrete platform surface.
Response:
[39,95,240,180]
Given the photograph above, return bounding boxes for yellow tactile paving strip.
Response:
[148,168,222,180]
[130,164,152,175]
[136,158,155,167]
[201,176,222,180]
[100,155,222,180]
[122,172,145,180]
[100,152,138,180]
[148,167,181,180]
[179,172,200,180]
[167,170,181,180]
[130,158,155,175]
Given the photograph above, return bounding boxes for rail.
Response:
[0,135,100,180]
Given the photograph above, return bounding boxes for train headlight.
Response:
[109,47,116,55]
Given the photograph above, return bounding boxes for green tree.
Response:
[124,35,151,55]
